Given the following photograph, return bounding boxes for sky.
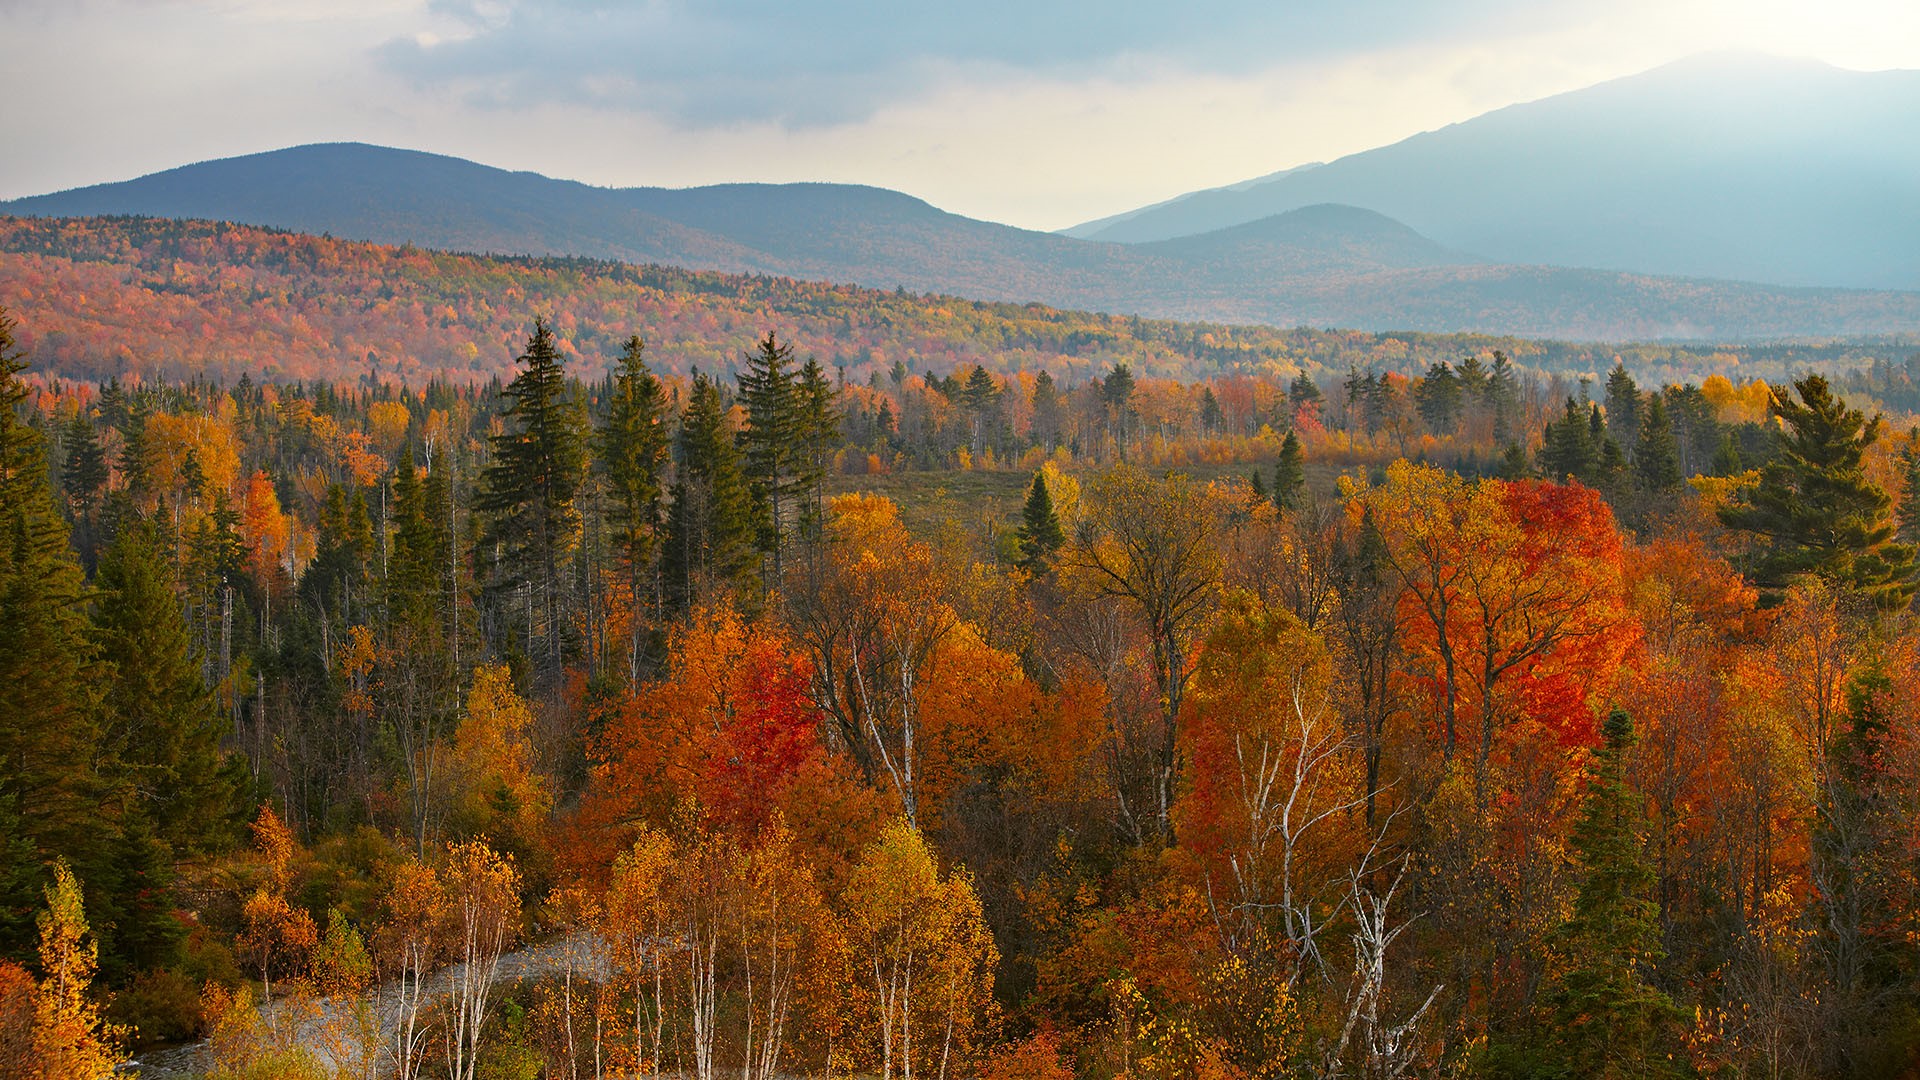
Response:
[3,0,1918,231]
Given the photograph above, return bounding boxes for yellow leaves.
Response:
[451,664,552,850]
[367,399,411,456]
[31,862,125,1079]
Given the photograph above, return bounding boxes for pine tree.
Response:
[1415,361,1462,431]
[91,523,242,857]
[0,309,106,962]
[1016,472,1065,575]
[738,333,808,584]
[597,336,670,678]
[1604,362,1642,456]
[1633,394,1683,492]
[1102,362,1136,456]
[794,356,838,546]
[1719,374,1917,607]
[1538,709,1682,1077]
[1539,397,1595,481]
[477,318,587,690]
[662,371,757,611]
[60,414,106,516]
[1894,429,1920,543]
[1198,385,1225,435]
[1273,429,1305,511]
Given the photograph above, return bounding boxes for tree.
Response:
[739,332,809,585]
[662,371,758,611]
[1102,363,1137,457]
[1016,471,1066,575]
[843,818,999,1080]
[1273,430,1305,512]
[60,413,106,517]
[1535,709,1682,1077]
[239,804,316,1005]
[1719,374,1917,608]
[1061,467,1221,841]
[29,862,124,1079]
[1539,396,1595,482]
[92,522,242,854]
[477,317,587,691]
[1415,361,1462,432]
[443,839,521,1080]
[1632,393,1683,493]
[1604,362,1642,456]
[0,308,104,962]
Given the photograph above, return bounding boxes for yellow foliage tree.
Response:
[30,861,125,1080]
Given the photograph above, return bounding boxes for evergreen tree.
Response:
[1415,361,1462,431]
[477,318,587,690]
[1895,429,1920,543]
[92,522,242,855]
[1487,350,1520,445]
[662,371,757,611]
[597,336,670,676]
[1286,373,1323,425]
[1709,432,1745,478]
[1198,386,1225,435]
[1604,362,1642,456]
[60,413,107,516]
[0,308,106,962]
[1497,441,1533,480]
[1539,397,1595,481]
[1719,374,1917,607]
[1633,394,1683,492]
[738,332,809,583]
[1102,362,1136,456]
[1538,709,1683,1078]
[794,356,838,545]
[1030,369,1062,449]
[1015,471,1066,575]
[1273,429,1305,511]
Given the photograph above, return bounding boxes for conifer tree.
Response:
[662,371,757,611]
[1539,397,1595,481]
[60,414,106,517]
[91,523,242,857]
[0,309,105,961]
[477,318,586,690]
[1016,472,1065,575]
[1273,429,1305,511]
[1633,394,1683,492]
[1604,362,1642,455]
[1895,429,1920,543]
[597,336,670,678]
[738,333,808,583]
[795,356,838,545]
[1719,374,1917,607]
[1539,709,1682,1077]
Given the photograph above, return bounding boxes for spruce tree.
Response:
[738,333,806,583]
[1015,472,1066,575]
[662,371,757,611]
[91,522,243,857]
[1895,429,1920,543]
[1604,362,1642,456]
[1416,361,1462,431]
[794,356,838,545]
[1273,429,1305,511]
[477,318,586,690]
[1539,709,1682,1077]
[1540,397,1595,481]
[597,336,670,677]
[61,413,107,516]
[0,308,106,961]
[1719,374,1917,607]
[1633,394,1683,492]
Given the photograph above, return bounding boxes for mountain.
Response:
[9,135,1920,341]
[1070,53,1920,291]
[1058,162,1324,240]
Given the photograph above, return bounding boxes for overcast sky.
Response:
[3,0,1918,230]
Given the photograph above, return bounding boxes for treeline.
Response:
[5,214,1915,392]
[5,303,1920,1078]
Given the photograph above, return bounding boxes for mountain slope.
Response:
[1074,53,1920,290]
[9,140,1920,340]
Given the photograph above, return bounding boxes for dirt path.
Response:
[127,931,603,1078]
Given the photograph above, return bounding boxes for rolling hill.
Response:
[1070,53,1920,291]
[9,112,1920,340]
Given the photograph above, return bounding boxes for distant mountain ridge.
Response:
[8,105,1920,340]
[1071,53,1920,291]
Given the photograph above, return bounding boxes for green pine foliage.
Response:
[477,318,588,688]
[1273,430,1305,511]
[1632,394,1683,492]
[597,335,670,674]
[1718,374,1917,608]
[1536,709,1684,1078]
[1604,362,1642,456]
[1539,396,1595,481]
[1015,472,1066,575]
[662,371,758,611]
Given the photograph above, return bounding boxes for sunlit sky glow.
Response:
[3,0,1917,230]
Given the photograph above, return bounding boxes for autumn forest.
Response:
[5,242,1920,1080]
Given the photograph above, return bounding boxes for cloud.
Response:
[377,0,1604,127]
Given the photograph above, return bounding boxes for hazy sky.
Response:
[3,0,1918,229]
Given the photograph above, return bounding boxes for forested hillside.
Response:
[4,215,1916,395]
[6,291,1920,1079]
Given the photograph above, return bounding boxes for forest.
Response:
[4,294,1920,1080]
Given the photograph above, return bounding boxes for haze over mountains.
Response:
[7,52,1920,342]
[1070,53,1920,292]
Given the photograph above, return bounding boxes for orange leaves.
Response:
[241,468,292,592]
[587,606,826,839]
